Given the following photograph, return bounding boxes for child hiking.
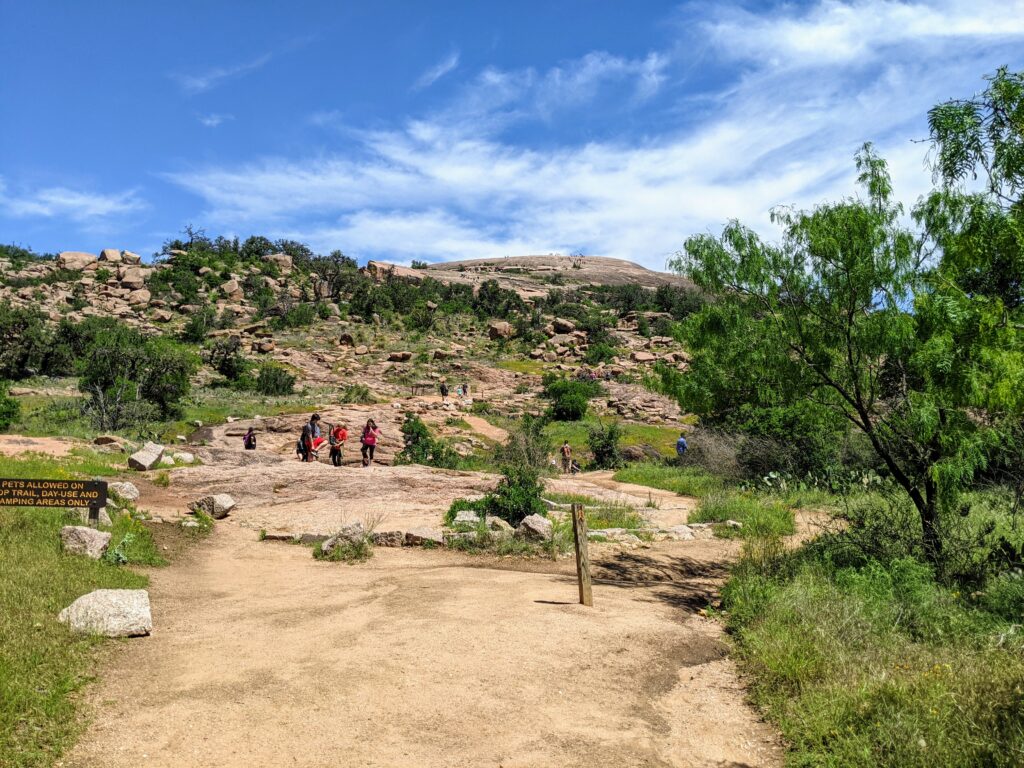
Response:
[329,423,348,467]
[298,414,323,462]
[243,427,257,451]
[360,419,382,467]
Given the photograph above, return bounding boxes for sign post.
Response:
[570,502,593,607]
[0,478,108,526]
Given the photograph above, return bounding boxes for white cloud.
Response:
[198,113,233,128]
[415,51,460,89]
[172,54,272,95]
[165,0,1024,267]
[702,0,1024,68]
[0,178,145,222]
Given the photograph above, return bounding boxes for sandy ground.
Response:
[0,434,80,457]
[63,520,780,768]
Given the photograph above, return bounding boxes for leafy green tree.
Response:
[395,412,460,469]
[0,306,51,379]
[586,421,623,469]
[670,140,1023,570]
[0,380,20,431]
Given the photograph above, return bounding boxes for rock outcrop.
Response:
[58,589,152,637]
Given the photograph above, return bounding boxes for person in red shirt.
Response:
[329,423,348,467]
[360,419,382,467]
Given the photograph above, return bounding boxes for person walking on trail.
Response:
[439,381,449,402]
[299,414,323,462]
[243,427,257,451]
[676,431,688,461]
[329,423,348,467]
[559,440,573,474]
[360,418,382,467]
[462,381,470,397]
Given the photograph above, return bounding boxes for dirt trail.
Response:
[65,519,779,768]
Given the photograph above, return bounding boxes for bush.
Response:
[395,413,460,469]
[339,383,372,403]
[180,306,217,343]
[586,421,623,469]
[541,373,601,422]
[450,466,547,528]
[252,364,295,396]
[494,414,551,471]
[0,305,51,380]
[583,342,618,365]
[0,381,19,431]
[206,337,249,381]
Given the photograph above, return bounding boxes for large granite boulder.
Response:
[515,514,553,542]
[57,251,96,270]
[60,526,112,559]
[404,528,444,546]
[58,589,152,637]
[188,493,236,519]
[128,442,165,471]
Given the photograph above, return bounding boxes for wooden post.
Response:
[87,504,100,528]
[570,503,593,607]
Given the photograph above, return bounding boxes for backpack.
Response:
[244,432,256,449]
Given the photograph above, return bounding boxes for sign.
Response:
[0,478,108,510]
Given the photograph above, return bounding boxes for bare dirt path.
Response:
[64,517,780,768]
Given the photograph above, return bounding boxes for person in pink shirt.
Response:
[360,418,382,467]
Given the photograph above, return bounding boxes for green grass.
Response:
[543,492,646,530]
[691,491,795,539]
[312,537,373,563]
[723,551,1024,767]
[612,463,724,497]
[0,452,167,766]
[543,420,693,463]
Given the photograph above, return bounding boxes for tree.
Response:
[0,306,51,379]
[0,381,19,431]
[670,141,1022,570]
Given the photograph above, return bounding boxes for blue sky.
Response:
[2,1,1022,268]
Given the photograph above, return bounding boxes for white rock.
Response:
[99,248,123,263]
[128,442,165,471]
[515,514,553,542]
[58,589,152,637]
[172,451,195,464]
[485,515,514,534]
[60,526,112,559]
[452,510,481,527]
[108,481,140,503]
[160,455,175,466]
[321,522,366,555]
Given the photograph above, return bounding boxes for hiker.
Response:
[329,422,348,467]
[676,431,688,461]
[243,427,257,451]
[462,381,470,397]
[439,381,449,402]
[559,440,573,474]
[360,418,382,467]
[299,414,323,462]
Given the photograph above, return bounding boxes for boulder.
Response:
[220,279,243,299]
[621,444,662,462]
[388,351,413,362]
[57,251,96,270]
[152,309,174,322]
[94,434,132,450]
[515,514,553,542]
[99,248,123,263]
[119,267,146,289]
[128,442,165,471]
[339,332,355,346]
[188,493,236,520]
[58,589,152,637]
[60,526,112,559]
[77,507,113,527]
[631,351,657,363]
[108,481,140,503]
[433,349,456,360]
[552,317,576,333]
[253,339,275,354]
[354,345,369,355]
[172,451,195,464]
[404,527,444,546]
[452,510,482,528]
[488,321,514,340]
[160,455,175,466]
[321,522,366,555]
[127,288,151,306]
[122,250,142,265]
[485,515,514,534]
[371,530,405,547]
[660,525,695,541]
[264,252,293,274]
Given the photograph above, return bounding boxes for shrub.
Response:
[481,466,547,526]
[270,302,317,330]
[180,306,217,343]
[206,337,249,381]
[494,414,551,471]
[253,364,295,396]
[586,421,623,469]
[0,305,51,380]
[395,413,460,469]
[0,381,19,431]
[583,342,618,365]
[339,383,372,403]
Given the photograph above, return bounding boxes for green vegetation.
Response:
[585,420,622,469]
[0,451,163,767]
[312,536,373,563]
[0,380,19,431]
[540,373,602,421]
[612,464,723,497]
[395,412,461,469]
[690,491,794,539]
[495,359,546,376]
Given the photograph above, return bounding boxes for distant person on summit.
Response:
[676,432,688,461]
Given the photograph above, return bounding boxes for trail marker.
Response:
[570,503,593,607]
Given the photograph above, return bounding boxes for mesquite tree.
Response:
[671,129,1023,569]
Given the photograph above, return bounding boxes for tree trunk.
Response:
[921,477,943,568]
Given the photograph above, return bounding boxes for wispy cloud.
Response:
[198,113,233,128]
[0,178,145,222]
[415,51,460,89]
[166,0,1024,266]
[172,53,272,95]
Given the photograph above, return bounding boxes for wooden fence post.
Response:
[570,503,593,607]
